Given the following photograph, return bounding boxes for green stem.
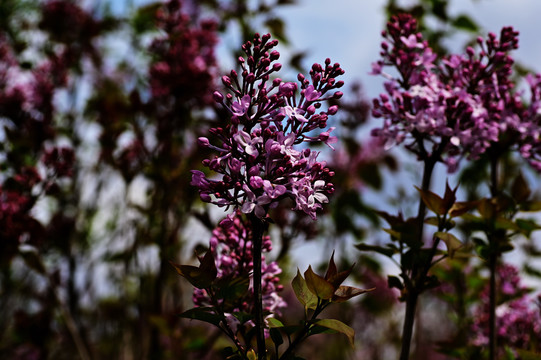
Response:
[399,156,437,360]
[279,301,326,360]
[250,215,267,360]
[488,154,500,360]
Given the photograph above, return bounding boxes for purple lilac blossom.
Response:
[371,14,524,172]
[192,212,286,319]
[520,73,541,171]
[471,264,541,352]
[191,33,343,220]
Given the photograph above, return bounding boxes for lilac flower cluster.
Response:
[193,212,286,316]
[371,14,525,171]
[191,33,343,220]
[149,0,218,106]
[520,73,541,171]
[471,264,541,351]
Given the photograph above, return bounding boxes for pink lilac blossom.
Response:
[471,264,541,352]
[371,14,523,172]
[191,33,342,220]
[149,0,218,106]
[520,73,541,171]
[192,213,286,317]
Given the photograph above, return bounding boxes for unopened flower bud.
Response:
[198,137,210,147]
[213,91,224,103]
[221,76,231,87]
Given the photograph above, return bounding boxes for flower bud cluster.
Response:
[191,33,343,219]
[193,212,286,315]
[371,14,526,171]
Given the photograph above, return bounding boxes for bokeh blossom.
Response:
[471,264,541,352]
[191,33,343,220]
[193,212,286,318]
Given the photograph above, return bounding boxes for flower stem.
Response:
[488,154,500,360]
[399,155,437,360]
[399,291,419,360]
[488,250,497,360]
[250,215,267,360]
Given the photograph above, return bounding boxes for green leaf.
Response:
[448,201,478,218]
[332,285,374,303]
[477,198,495,219]
[292,269,318,310]
[178,307,222,327]
[304,266,335,300]
[169,251,217,289]
[521,200,541,212]
[324,251,338,281]
[200,250,218,279]
[265,18,288,44]
[416,186,445,215]
[215,273,250,304]
[434,231,462,258]
[355,243,396,258]
[424,217,440,227]
[267,318,284,328]
[387,275,404,290]
[516,218,541,237]
[131,2,161,34]
[516,349,541,360]
[511,172,531,203]
[313,319,355,346]
[451,14,479,32]
[270,327,283,347]
[231,312,253,325]
[247,349,257,360]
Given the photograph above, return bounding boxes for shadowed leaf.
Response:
[313,319,355,346]
[178,307,221,327]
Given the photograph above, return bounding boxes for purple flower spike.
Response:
[191,33,342,219]
[371,14,529,172]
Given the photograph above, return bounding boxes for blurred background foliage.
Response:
[0,0,540,359]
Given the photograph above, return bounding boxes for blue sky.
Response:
[273,0,541,100]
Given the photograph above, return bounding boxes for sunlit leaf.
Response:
[247,349,257,360]
[415,186,445,215]
[434,231,462,258]
[304,266,334,300]
[267,318,284,328]
[448,201,478,218]
[332,285,374,303]
[292,269,318,310]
